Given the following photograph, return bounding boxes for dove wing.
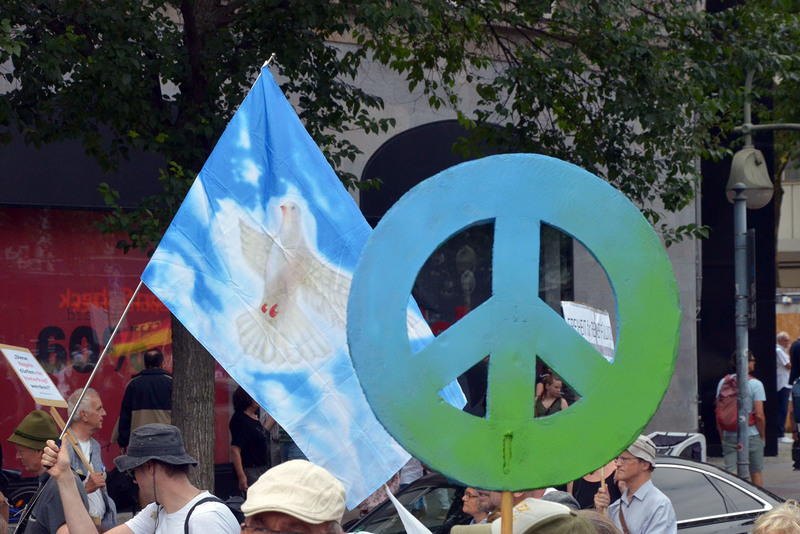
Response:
[239,219,276,276]
[294,252,352,330]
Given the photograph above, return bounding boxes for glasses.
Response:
[615,455,639,464]
[241,526,308,534]
[464,493,478,500]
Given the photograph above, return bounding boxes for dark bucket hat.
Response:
[8,410,59,450]
[113,423,197,473]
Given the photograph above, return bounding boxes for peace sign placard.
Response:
[347,154,680,490]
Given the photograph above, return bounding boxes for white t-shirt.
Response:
[126,491,239,534]
[77,439,105,519]
[777,344,791,390]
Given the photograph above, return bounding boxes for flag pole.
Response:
[58,279,145,441]
[21,282,144,532]
[501,491,512,534]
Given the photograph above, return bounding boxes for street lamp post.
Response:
[730,183,751,479]
[723,61,800,476]
[725,70,774,479]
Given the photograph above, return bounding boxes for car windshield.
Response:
[350,483,468,534]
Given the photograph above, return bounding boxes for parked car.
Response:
[345,456,782,534]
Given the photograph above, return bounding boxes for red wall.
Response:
[0,207,233,473]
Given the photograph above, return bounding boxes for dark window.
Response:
[351,484,464,534]
[708,476,765,514]
[652,466,763,522]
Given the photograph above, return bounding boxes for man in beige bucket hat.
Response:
[594,435,677,534]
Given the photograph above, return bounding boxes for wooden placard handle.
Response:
[49,407,94,474]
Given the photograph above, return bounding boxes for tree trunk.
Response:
[170,314,216,491]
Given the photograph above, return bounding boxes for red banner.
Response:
[0,207,233,472]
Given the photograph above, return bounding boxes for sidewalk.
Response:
[708,439,800,501]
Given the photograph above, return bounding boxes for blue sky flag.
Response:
[141,63,465,507]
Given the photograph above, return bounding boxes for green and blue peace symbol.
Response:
[347,154,681,490]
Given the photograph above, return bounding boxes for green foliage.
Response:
[1,0,394,253]
[354,0,800,243]
[5,1,800,249]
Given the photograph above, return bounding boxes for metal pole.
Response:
[733,183,751,480]
[59,279,144,440]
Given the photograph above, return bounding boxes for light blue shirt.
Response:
[608,479,677,534]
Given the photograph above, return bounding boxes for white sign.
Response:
[560,301,615,362]
[0,344,67,407]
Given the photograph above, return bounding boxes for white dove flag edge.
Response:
[141,64,466,508]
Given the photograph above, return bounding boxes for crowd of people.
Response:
[454,435,676,534]
[0,351,789,534]
[8,421,680,534]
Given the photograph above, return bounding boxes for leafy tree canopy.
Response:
[2,1,800,248]
[1,0,393,252]
[353,0,800,244]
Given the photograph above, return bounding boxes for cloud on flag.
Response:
[141,63,464,507]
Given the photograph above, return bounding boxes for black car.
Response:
[345,456,782,534]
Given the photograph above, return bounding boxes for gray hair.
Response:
[778,332,791,343]
[67,388,99,424]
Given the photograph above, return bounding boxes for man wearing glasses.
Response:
[240,460,346,534]
[42,424,239,533]
[594,435,677,534]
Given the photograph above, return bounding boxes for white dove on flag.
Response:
[236,195,429,367]
[237,197,351,365]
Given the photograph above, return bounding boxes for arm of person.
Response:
[231,445,248,492]
[264,413,276,432]
[754,400,766,439]
[559,398,568,411]
[43,440,134,534]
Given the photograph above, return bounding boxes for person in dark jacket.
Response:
[114,348,172,453]
[229,387,274,493]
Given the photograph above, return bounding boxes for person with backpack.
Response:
[41,424,239,533]
[715,350,766,486]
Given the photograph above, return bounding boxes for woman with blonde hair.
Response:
[752,500,800,534]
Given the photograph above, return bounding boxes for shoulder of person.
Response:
[185,495,238,533]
